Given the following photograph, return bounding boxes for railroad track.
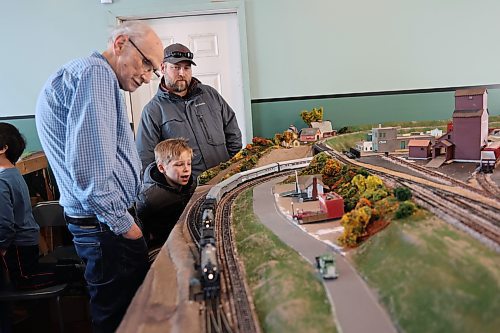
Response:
[393,177,500,250]
[216,174,289,333]
[315,143,500,250]
[188,173,293,333]
[384,154,493,197]
[187,196,233,333]
[205,297,233,333]
[475,172,500,199]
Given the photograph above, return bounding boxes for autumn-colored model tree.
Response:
[252,136,274,147]
[300,107,324,127]
[282,131,295,146]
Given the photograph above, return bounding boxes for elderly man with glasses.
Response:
[36,21,163,333]
[136,43,242,178]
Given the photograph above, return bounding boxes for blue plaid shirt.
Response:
[35,52,141,235]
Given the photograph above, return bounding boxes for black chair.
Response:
[32,201,81,265]
[0,262,68,333]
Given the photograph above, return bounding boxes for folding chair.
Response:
[32,201,81,265]
[0,261,68,333]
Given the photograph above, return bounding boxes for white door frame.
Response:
[117,6,253,143]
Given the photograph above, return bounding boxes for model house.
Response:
[355,141,373,153]
[300,128,322,142]
[408,139,432,159]
[398,134,435,150]
[311,120,337,138]
[371,126,398,152]
[302,176,327,200]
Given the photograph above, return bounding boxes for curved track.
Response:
[187,196,234,333]
[475,172,500,199]
[216,173,293,333]
[188,173,292,333]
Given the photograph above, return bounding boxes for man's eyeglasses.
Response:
[165,51,194,60]
[129,39,161,78]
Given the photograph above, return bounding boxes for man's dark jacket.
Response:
[136,78,242,177]
[136,162,197,248]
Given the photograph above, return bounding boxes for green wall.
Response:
[1,118,42,153]
[252,89,500,138]
[2,1,500,147]
[6,87,500,151]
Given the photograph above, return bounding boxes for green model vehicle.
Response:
[315,253,339,279]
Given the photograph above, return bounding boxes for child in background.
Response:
[137,138,197,249]
[0,122,58,289]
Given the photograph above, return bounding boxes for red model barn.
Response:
[452,88,489,161]
[300,128,321,142]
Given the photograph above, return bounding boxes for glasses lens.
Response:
[130,39,160,77]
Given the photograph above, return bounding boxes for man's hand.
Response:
[122,222,143,240]
[0,248,6,256]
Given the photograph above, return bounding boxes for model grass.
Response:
[232,189,337,333]
[353,210,500,333]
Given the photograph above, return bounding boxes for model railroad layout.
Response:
[315,143,500,251]
[184,144,499,333]
[186,158,312,333]
[383,154,500,199]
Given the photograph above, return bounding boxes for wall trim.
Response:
[251,84,500,104]
[0,115,35,120]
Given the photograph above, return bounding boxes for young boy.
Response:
[137,138,197,249]
[0,122,58,289]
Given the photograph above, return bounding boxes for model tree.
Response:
[300,107,324,127]
[282,131,295,146]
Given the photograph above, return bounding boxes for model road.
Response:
[253,177,397,333]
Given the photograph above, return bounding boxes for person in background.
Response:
[0,122,58,290]
[137,138,196,251]
[136,43,242,178]
[35,21,163,332]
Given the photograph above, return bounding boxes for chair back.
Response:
[32,201,66,227]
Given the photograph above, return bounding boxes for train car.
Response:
[349,147,361,158]
[277,157,313,172]
[206,173,241,202]
[480,141,500,173]
[239,163,279,183]
[200,243,220,297]
[200,206,215,246]
[198,156,314,299]
[312,143,329,155]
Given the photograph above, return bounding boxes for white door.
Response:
[126,13,248,145]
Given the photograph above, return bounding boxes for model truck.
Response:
[315,253,338,279]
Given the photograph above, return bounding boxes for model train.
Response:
[197,157,313,297]
[480,142,500,173]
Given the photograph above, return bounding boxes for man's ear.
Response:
[0,145,8,154]
[113,35,128,55]
[161,62,167,74]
